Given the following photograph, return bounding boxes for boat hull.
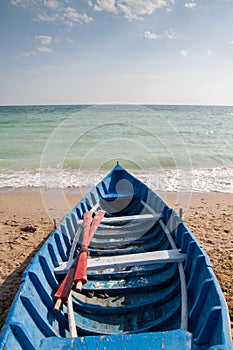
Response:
[0,164,232,349]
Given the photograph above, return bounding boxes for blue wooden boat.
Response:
[0,163,232,349]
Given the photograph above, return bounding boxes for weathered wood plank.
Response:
[87,249,186,270]
[77,213,161,225]
[55,249,186,274]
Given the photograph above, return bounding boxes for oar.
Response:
[54,202,99,274]
[73,211,92,291]
[54,210,94,310]
[54,210,105,309]
[74,210,106,291]
[68,203,98,265]
[54,255,78,311]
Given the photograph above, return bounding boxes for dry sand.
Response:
[0,189,232,336]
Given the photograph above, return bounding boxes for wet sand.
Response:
[0,189,232,335]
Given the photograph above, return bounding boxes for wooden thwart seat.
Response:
[55,248,186,275]
[87,249,186,270]
[76,213,161,225]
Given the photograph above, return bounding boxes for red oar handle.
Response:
[73,247,89,291]
[72,211,92,292]
[54,256,78,310]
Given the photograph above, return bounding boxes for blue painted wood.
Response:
[0,163,232,350]
[83,263,179,293]
[88,231,170,256]
[72,294,181,335]
[87,259,171,279]
[39,330,193,350]
[89,227,161,249]
[72,280,180,315]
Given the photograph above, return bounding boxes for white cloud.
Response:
[36,13,61,22]
[89,0,173,20]
[64,7,93,24]
[144,31,162,40]
[21,51,37,57]
[183,1,197,9]
[22,52,31,57]
[180,50,187,56]
[35,6,93,25]
[27,70,39,75]
[143,28,176,40]
[229,41,233,51]
[37,46,53,53]
[205,48,213,55]
[85,0,93,6]
[65,6,82,21]
[12,0,170,25]
[10,0,36,8]
[164,28,176,39]
[35,35,52,45]
[93,0,117,14]
[11,0,59,8]
[10,0,93,26]
[67,38,76,44]
[43,0,59,9]
[11,51,37,59]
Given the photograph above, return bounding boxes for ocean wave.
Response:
[0,167,232,193]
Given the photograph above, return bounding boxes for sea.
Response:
[0,104,233,193]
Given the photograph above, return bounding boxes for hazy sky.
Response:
[1,0,233,105]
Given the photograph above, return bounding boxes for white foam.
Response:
[0,167,233,193]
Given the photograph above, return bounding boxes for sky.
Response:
[0,0,233,106]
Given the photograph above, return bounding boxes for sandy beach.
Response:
[0,189,232,336]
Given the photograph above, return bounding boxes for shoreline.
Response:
[1,165,233,193]
[0,190,232,335]
[1,185,233,198]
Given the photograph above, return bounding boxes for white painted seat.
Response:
[87,249,186,270]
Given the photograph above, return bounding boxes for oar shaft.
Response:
[75,281,83,292]
[67,293,77,337]
[54,298,63,311]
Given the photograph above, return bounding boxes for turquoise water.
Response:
[0,104,233,192]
